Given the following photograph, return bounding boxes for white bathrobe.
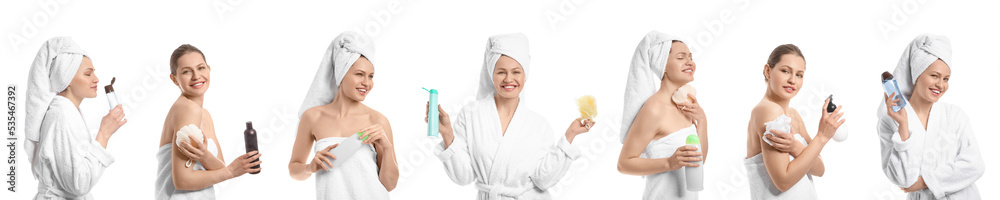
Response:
[31,96,115,199]
[436,97,581,200]
[877,34,983,199]
[878,102,984,199]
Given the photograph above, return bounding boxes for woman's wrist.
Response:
[565,131,576,143]
[95,131,111,148]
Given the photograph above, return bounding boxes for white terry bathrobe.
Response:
[877,34,984,199]
[435,33,581,200]
[298,31,390,200]
[25,37,115,200]
[620,31,700,200]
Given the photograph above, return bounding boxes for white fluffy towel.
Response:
[620,31,681,143]
[477,33,531,99]
[299,31,375,117]
[25,37,89,163]
[893,34,951,99]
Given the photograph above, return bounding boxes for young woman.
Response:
[617,31,709,200]
[288,32,399,200]
[744,44,843,199]
[878,34,983,199]
[26,37,127,199]
[426,33,594,199]
[156,44,262,200]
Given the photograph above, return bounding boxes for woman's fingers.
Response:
[247,151,261,159]
[438,105,448,119]
[178,142,196,157]
[317,156,331,171]
[767,129,788,135]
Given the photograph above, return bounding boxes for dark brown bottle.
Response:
[244,121,261,174]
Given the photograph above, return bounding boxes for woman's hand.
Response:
[664,145,702,171]
[309,144,338,172]
[227,151,262,178]
[96,104,127,148]
[360,124,391,148]
[564,118,595,143]
[765,129,804,157]
[817,98,845,141]
[900,176,927,193]
[426,103,454,146]
[676,94,707,123]
[178,135,211,163]
[884,92,911,140]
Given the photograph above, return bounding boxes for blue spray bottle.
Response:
[881,71,906,112]
[424,87,439,138]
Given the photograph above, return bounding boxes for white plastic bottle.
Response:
[104,77,119,109]
[328,132,367,169]
[685,134,703,191]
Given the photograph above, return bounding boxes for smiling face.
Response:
[911,59,950,103]
[338,56,374,102]
[170,52,211,97]
[764,54,806,100]
[664,41,696,84]
[64,57,100,98]
[493,55,525,100]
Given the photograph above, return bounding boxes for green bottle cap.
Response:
[357,132,369,140]
[686,134,700,145]
[423,87,438,94]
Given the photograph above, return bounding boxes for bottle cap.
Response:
[357,132,369,140]
[423,87,438,94]
[104,77,116,93]
[686,134,700,145]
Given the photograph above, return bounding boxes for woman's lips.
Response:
[930,88,942,96]
[783,86,795,93]
[682,68,694,75]
[357,88,368,96]
[501,84,517,91]
[189,81,204,89]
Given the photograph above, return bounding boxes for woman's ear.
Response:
[170,74,179,86]
[762,64,771,81]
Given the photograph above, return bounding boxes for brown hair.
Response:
[766,44,804,68]
[169,44,206,75]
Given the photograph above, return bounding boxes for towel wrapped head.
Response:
[620,31,683,143]
[893,34,952,99]
[299,32,375,117]
[478,33,531,100]
[25,37,89,161]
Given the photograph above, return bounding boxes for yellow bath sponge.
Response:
[577,95,597,120]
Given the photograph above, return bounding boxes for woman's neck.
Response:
[909,95,933,118]
[657,78,683,105]
[764,87,790,110]
[58,91,83,109]
[182,94,205,107]
[494,95,519,115]
[330,93,363,118]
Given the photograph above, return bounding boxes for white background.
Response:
[2,0,998,199]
